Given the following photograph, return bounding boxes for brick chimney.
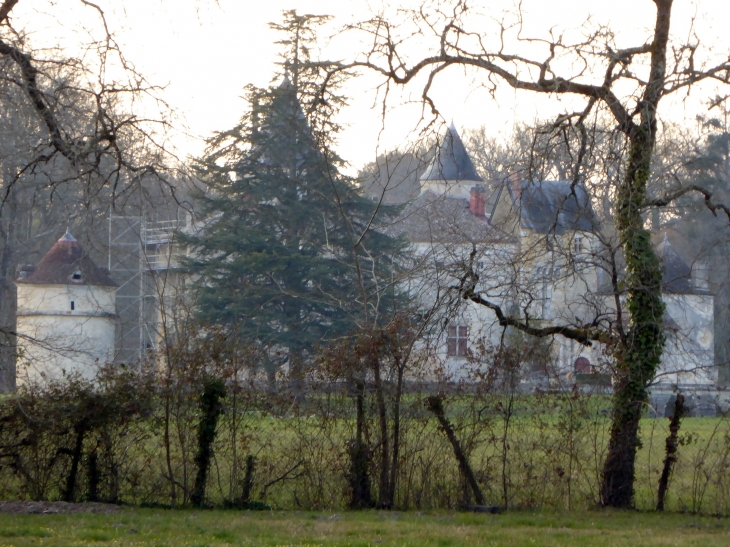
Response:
[470,185,486,218]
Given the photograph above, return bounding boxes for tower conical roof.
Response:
[17,229,116,287]
[420,122,482,182]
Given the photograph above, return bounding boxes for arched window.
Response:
[574,356,591,373]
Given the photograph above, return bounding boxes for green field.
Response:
[0,508,729,546]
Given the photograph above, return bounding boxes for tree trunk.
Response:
[348,378,373,509]
[600,129,666,508]
[372,355,391,509]
[62,425,87,502]
[600,0,672,507]
[87,450,100,502]
[387,362,404,507]
[0,172,19,393]
[191,378,226,508]
[657,393,685,511]
[425,396,485,506]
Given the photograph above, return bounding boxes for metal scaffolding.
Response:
[108,211,181,364]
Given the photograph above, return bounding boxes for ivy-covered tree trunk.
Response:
[600,0,671,507]
[191,378,226,508]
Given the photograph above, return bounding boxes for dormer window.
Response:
[71,271,82,282]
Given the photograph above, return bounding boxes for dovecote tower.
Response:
[15,230,117,383]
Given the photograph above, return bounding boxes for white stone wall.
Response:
[555,293,716,386]
[409,241,513,379]
[17,284,115,314]
[659,294,715,385]
[419,180,475,199]
[16,283,117,383]
[410,234,716,387]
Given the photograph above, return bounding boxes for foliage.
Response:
[2,357,730,513]
[0,365,156,502]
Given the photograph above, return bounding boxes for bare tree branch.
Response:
[0,0,19,26]
[645,184,730,221]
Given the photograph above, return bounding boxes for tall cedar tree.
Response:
[183,12,406,381]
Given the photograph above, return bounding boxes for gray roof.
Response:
[499,179,599,234]
[420,123,482,182]
[386,190,513,244]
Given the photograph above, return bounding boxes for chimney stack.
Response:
[470,185,486,218]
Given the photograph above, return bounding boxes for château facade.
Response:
[385,122,717,393]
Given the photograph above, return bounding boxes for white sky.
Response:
[12,0,730,173]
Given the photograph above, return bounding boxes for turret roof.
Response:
[16,229,117,287]
[420,122,483,182]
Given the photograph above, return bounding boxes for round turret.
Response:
[15,230,117,383]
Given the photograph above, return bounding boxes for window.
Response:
[573,236,584,253]
[447,325,468,357]
[70,301,75,311]
[71,271,82,281]
[534,266,551,317]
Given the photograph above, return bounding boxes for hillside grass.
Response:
[0,508,728,546]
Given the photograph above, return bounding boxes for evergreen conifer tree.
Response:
[182,11,407,387]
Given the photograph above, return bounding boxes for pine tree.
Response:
[182,11,407,388]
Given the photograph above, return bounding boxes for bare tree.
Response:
[0,0,185,389]
[326,0,730,507]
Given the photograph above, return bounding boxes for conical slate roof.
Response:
[420,122,482,182]
[656,233,692,294]
[17,230,117,287]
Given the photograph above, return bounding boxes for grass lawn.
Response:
[0,508,728,547]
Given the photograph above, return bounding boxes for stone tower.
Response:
[15,230,117,383]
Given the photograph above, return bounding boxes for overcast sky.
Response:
[14,0,730,173]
